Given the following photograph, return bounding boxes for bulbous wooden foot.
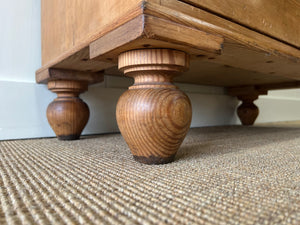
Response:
[47,80,89,140]
[116,49,192,164]
[237,95,259,126]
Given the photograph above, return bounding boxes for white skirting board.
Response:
[1,78,300,140]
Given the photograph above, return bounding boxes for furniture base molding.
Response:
[47,80,90,140]
[116,49,192,164]
[36,68,104,85]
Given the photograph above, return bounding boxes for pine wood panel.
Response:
[180,0,300,48]
[90,15,224,61]
[38,0,300,90]
[88,1,300,86]
[175,60,294,87]
[143,0,300,81]
[147,0,300,60]
[41,0,147,65]
[104,60,294,87]
[36,68,104,84]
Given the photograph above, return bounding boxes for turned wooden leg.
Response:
[47,80,89,140]
[237,95,259,126]
[116,49,192,164]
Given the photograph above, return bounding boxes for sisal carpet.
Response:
[0,126,299,225]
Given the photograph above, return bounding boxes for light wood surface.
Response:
[145,0,300,78]
[116,49,192,164]
[181,0,300,48]
[47,80,89,140]
[36,68,104,84]
[41,0,146,65]
[37,0,300,90]
[38,0,300,160]
[145,0,300,59]
[90,15,224,60]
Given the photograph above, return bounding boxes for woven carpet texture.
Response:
[0,126,299,225]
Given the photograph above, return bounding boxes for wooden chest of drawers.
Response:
[37,0,300,164]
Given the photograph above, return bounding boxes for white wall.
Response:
[0,0,41,83]
[1,0,300,140]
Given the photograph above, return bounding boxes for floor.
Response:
[0,125,299,224]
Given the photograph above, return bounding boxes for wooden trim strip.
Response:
[178,0,300,49]
[36,68,104,84]
[144,0,300,61]
[228,82,300,96]
[89,14,224,60]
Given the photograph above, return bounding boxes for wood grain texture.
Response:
[90,14,223,60]
[36,47,114,83]
[41,0,145,65]
[47,80,89,140]
[180,0,300,48]
[36,68,104,84]
[237,95,259,126]
[38,0,300,90]
[103,59,296,88]
[146,0,300,59]
[145,0,300,79]
[116,49,192,164]
[52,47,114,73]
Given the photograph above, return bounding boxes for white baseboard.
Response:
[1,78,300,140]
[256,95,300,123]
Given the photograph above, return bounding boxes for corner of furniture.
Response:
[36,0,300,164]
